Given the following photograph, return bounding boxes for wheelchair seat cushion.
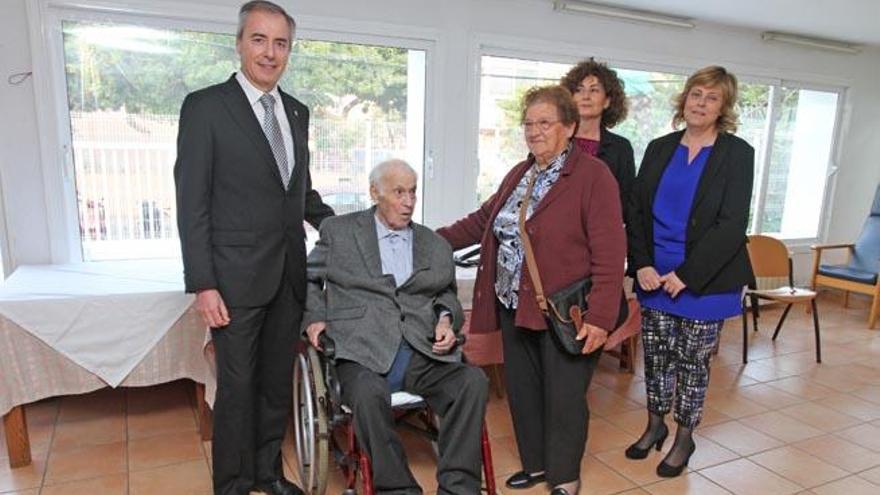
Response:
[818,264,878,285]
[341,391,426,414]
[391,391,427,408]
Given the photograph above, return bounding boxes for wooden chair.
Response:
[811,184,880,329]
[460,310,505,398]
[604,298,641,373]
[742,235,821,363]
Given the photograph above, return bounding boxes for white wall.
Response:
[2,0,879,284]
[0,0,52,272]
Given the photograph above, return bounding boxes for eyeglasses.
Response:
[522,119,560,132]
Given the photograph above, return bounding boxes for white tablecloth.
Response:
[0,306,210,417]
[0,261,194,386]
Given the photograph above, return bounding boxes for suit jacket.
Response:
[438,144,626,334]
[626,130,755,294]
[174,74,334,306]
[597,128,636,221]
[302,208,465,374]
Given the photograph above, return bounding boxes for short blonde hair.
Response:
[672,65,739,133]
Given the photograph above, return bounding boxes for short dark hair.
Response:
[237,1,296,40]
[560,58,629,129]
[520,85,579,127]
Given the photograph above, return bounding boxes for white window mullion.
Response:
[752,84,782,235]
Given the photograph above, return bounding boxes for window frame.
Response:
[467,33,848,246]
[748,80,846,247]
[31,0,439,263]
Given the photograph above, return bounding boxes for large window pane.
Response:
[62,20,426,260]
[612,70,684,164]
[760,88,838,238]
[287,40,426,247]
[477,56,569,203]
[477,56,692,206]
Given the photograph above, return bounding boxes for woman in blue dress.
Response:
[625,66,755,477]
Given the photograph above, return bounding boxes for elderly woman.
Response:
[625,66,754,477]
[438,86,626,495]
[560,58,635,216]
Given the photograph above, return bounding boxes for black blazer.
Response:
[175,75,334,306]
[626,130,755,294]
[597,128,636,220]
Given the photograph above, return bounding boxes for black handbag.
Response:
[517,170,628,355]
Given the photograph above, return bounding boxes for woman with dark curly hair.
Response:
[561,58,635,218]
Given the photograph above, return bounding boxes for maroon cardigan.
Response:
[438,145,626,334]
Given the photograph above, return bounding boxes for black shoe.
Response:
[505,470,546,489]
[550,489,571,495]
[656,442,696,478]
[254,478,305,495]
[625,424,669,460]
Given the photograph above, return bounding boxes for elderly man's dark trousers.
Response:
[337,350,489,495]
[210,276,301,495]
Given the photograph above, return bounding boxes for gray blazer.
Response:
[303,208,465,374]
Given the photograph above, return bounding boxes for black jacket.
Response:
[174,75,334,306]
[626,130,755,294]
[597,128,636,220]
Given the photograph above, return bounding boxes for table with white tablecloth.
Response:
[1,261,490,468]
[0,261,213,468]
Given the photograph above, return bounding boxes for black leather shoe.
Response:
[656,442,696,478]
[625,424,669,460]
[254,478,304,495]
[550,488,571,495]
[505,470,546,489]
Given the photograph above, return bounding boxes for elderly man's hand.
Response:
[305,321,327,350]
[432,315,456,354]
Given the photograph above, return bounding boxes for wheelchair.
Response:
[291,333,497,494]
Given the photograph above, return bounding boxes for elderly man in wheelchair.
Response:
[299,159,491,494]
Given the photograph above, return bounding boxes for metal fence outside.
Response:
[70,111,408,261]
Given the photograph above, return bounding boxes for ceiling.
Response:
[552,0,880,46]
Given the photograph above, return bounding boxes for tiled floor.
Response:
[2,292,879,494]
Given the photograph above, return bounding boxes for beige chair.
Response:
[742,235,821,363]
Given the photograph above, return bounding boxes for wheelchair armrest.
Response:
[315,333,343,406]
[318,332,336,360]
[453,246,481,268]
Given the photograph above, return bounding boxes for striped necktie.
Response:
[258,93,290,188]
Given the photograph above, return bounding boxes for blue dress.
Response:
[636,144,742,321]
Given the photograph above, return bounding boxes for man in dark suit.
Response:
[303,160,489,494]
[174,2,333,494]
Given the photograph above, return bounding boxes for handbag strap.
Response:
[517,169,549,315]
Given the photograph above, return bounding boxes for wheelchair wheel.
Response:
[292,346,330,495]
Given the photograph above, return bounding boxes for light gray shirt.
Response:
[375,215,413,287]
